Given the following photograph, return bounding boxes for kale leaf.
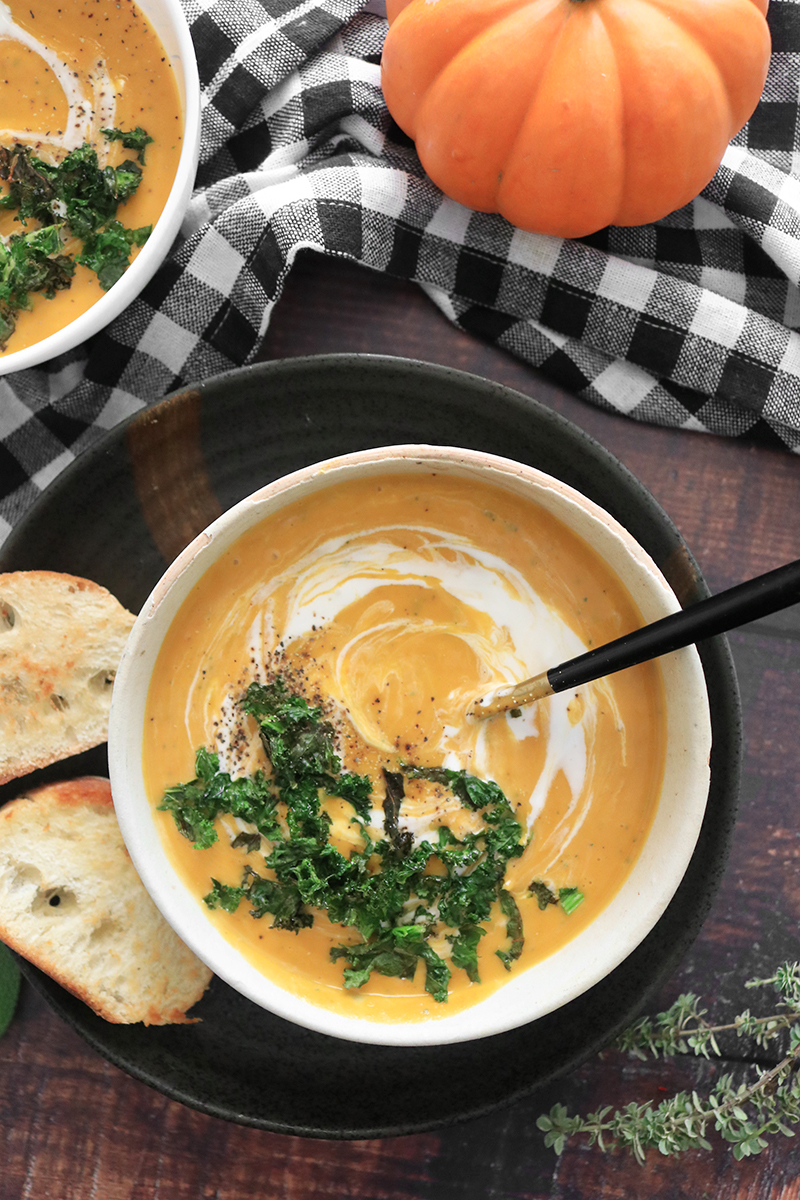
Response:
[497,890,524,970]
[231,831,262,854]
[100,126,154,165]
[242,678,342,787]
[529,879,559,911]
[204,878,247,913]
[559,886,585,915]
[1,141,146,233]
[0,225,74,346]
[0,130,153,347]
[449,923,485,983]
[161,676,550,1002]
[529,879,585,916]
[331,928,451,1003]
[382,768,414,859]
[157,747,280,848]
[204,868,312,931]
[77,220,152,290]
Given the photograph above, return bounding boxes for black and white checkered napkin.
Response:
[3,0,800,539]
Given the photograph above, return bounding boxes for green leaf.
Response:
[203,878,246,913]
[0,225,74,349]
[244,871,313,931]
[529,878,558,910]
[381,768,414,859]
[496,889,524,969]
[331,771,373,821]
[230,830,261,854]
[0,942,20,1039]
[101,125,154,164]
[0,135,153,347]
[242,678,343,787]
[77,220,152,290]
[419,942,451,1003]
[450,924,485,983]
[559,887,584,915]
[162,675,530,1001]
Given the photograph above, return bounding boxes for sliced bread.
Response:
[0,571,136,785]
[0,778,212,1024]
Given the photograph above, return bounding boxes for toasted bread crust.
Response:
[0,776,115,813]
[0,572,136,785]
[0,778,212,1024]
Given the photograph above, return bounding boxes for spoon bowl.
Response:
[470,557,800,720]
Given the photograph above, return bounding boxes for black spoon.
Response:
[469,556,800,719]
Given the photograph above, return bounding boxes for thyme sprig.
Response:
[538,963,800,1164]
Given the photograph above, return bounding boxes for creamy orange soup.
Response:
[143,472,667,1023]
[0,0,183,354]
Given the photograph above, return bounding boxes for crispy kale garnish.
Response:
[161,677,539,1001]
[0,130,153,349]
[205,867,313,932]
[157,746,280,849]
[331,928,451,1003]
[77,220,152,290]
[381,768,414,859]
[1,140,146,232]
[99,126,154,165]
[0,225,74,347]
[529,878,585,915]
[530,879,559,910]
[241,678,342,789]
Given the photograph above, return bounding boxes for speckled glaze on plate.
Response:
[0,354,741,1138]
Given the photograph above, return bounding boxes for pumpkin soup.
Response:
[142,471,667,1023]
[0,0,183,354]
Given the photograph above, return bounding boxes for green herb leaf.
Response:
[77,220,152,291]
[496,889,524,970]
[559,887,584,915]
[157,749,280,848]
[101,125,154,164]
[332,934,451,1003]
[0,225,74,350]
[330,771,373,821]
[242,678,343,788]
[539,960,800,1164]
[204,878,246,913]
[0,134,153,347]
[381,768,414,859]
[449,923,485,983]
[241,869,313,931]
[529,878,558,910]
[162,677,536,1001]
[0,941,21,1039]
[230,830,261,854]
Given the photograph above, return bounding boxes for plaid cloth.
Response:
[2,0,800,540]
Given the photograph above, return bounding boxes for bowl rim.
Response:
[108,440,713,1048]
[0,0,201,376]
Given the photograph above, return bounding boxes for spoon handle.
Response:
[473,557,800,718]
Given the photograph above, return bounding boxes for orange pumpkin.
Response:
[382,0,772,238]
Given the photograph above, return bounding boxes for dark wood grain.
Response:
[3,249,800,1198]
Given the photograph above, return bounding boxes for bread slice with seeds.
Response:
[0,571,136,786]
[0,777,212,1024]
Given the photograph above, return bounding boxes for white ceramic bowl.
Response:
[108,445,712,1047]
[0,0,201,376]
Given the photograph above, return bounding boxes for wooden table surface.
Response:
[3,251,800,1199]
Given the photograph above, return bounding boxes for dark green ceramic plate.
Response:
[0,354,741,1138]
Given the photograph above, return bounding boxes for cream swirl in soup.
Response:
[143,470,666,1022]
[0,0,116,153]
